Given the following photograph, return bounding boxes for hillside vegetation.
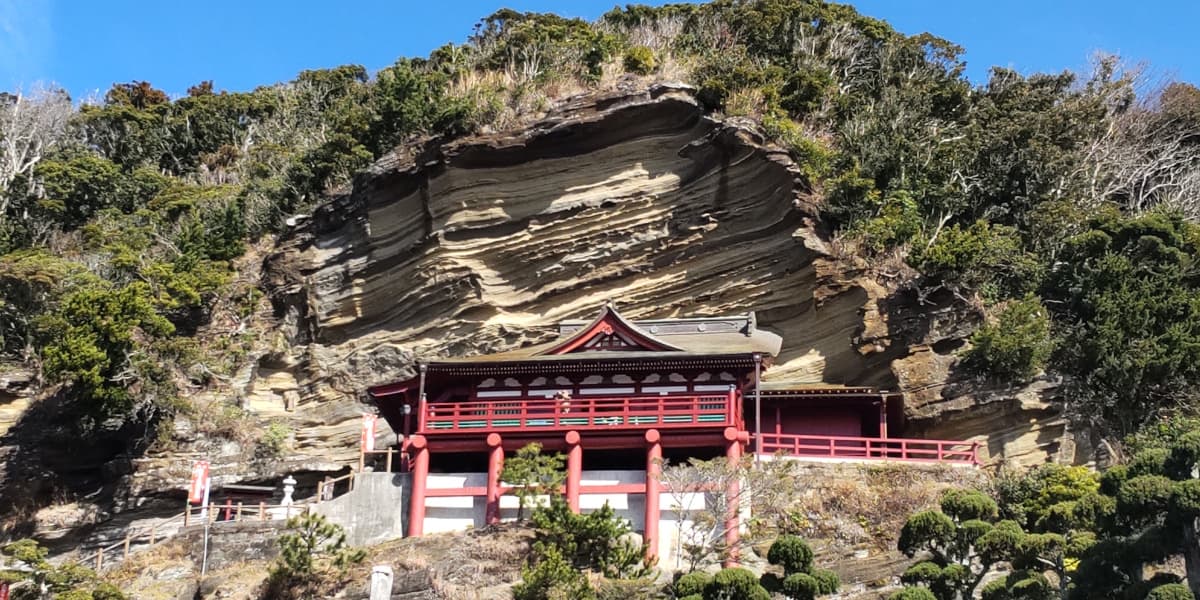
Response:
[2,1,1200,589]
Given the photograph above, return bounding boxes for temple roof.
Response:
[427,304,782,368]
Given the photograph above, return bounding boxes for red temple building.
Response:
[367,304,977,562]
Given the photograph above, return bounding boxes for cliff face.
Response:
[0,84,1089,542]
[253,83,1087,470]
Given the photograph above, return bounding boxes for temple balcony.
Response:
[756,432,979,465]
[418,390,738,435]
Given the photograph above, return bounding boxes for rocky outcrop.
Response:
[256,83,1080,470]
[1,83,1084,543]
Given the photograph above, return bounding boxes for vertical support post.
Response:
[565,431,582,514]
[416,364,428,432]
[879,395,889,439]
[644,429,662,561]
[386,448,394,473]
[486,433,504,525]
[123,534,131,558]
[723,427,743,568]
[408,435,429,537]
[259,502,266,521]
[753,354,763,459]
[236,502,244,521]
[95,549,102,570]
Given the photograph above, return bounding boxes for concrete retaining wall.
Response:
[312,472,410,547]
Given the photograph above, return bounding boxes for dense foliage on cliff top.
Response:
[1,0,1200,445]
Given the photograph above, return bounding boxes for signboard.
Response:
[361,414,377,452]
[188,461,210,505]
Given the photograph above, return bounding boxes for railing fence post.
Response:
[386,448,394,473]
[259,502,266,521]
[123,534,131,558]
[95,549,102,570]
[236,502,244,521]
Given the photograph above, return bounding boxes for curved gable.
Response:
[541,305,684,355]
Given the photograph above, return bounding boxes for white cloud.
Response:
[0,0,53,91]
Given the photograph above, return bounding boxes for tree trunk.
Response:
[1184,519,1200,600]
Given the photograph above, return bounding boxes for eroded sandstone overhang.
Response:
[268,84,896,390]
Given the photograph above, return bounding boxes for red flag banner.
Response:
[188,461,209,504]
[361,414,377,452]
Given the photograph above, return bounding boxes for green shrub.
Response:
[941,489,998,522]
[909,220,1040,299]
[703,567,769,600]
[889,588,938,600]
[273,513,365,582]
[623,46,656,75]
[1116,475,1174,524]
[675,571,711,597]
[513,545,595,600]
[258,422,292,458]
[1147,584,1195,600]
[766,535,813,575]
[810,569,840,595]
[781,572,818,600]
[965,294,1055,380]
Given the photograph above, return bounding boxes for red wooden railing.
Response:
[757,433,979,465]
[421,391,735,434]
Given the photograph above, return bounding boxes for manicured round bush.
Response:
[898,511,955,556]
[781,572,818,600]
[1147,583,1195,600]
[940,488,998,521]
[675,571,712,597]
[1166,431,1200,478]
[767,534,814,575]
[1129,448,1170,478]
[901,561,941,586]
[889,588,938,600]
[811,568,840,595]
[1172,478,1200,518]
[980,578,1008,600]
[1117,475,1174,520]
[703,567,770,600]
[623,46,657,75]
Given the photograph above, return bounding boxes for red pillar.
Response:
[644,429,662,561]
[408,435,429,537]
[486,433,503,525]
[565,431,582,513]
[723,427,743,567]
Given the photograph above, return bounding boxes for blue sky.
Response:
[2,0,1198,99]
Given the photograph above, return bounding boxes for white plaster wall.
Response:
[418,469,709,568]
[424,472,488,533]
